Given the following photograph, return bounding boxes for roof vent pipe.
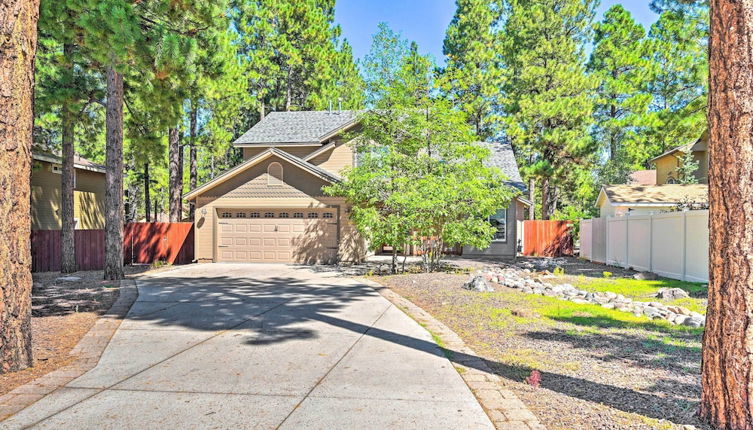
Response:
[328,100,332,114]
[338,98,342,113]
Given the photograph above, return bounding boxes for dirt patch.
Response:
[374,271,707,430]
[0,265,153,396]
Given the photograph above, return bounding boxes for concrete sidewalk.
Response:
[1,264,493,429]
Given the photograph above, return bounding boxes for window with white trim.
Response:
[250,212,260,218]
[264,212,275,218]
[308,212,319,218]
[323,212,333,219]
[235,212,246,218]
[268,162,283,186]
[221,212,232,218]
[490,209,507,242]
[293,212,304,218]
[279,212,289,218]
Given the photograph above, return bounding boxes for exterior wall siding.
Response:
[655,151,709,185]
[463,199,518,257]
[31,160,106,230]
[309,140,355,175]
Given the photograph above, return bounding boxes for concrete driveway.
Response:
[3,264,493,429]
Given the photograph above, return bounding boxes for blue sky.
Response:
[335,0,659,63]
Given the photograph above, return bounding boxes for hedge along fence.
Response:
[580,210,709,282]
[31,222,194,272]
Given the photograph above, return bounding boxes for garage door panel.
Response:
[217,209,338,263]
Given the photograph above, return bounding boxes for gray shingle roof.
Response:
[476,141,527,193]
[234,110,359,145]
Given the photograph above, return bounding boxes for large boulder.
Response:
[657,287,690,300]
[462,275,494,292]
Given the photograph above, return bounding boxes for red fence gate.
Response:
[124,222,194,265]
[522,220,573,257]
[31,222,194,272]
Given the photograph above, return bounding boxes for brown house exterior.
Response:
[650,130,709,185]
[31,152,106,230]
[186,110,530,264]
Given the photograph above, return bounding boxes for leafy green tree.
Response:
[587,5,654,184]
[327,44,515,272]
[440,0,505,138]
[361,22,410,107]
[500,0,599,219]
[676,150,699,184]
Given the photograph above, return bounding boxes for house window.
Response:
[490,209,507,242]
[323,212,333,219]
[268,162,283,186]
[264,212,275,218]
[293,212,304,218]
[221,212,232,218]
[308,212,319,218]
[235,212,246,218]
[250,212,260,218]
[279,212,289,218]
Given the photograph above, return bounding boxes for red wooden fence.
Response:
[522,220,574,257]
[31,222,194,272]
[31,230,106,272]
[124,222,194,265]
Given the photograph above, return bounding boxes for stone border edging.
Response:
[0,279,138,421]
[359,277,546,430]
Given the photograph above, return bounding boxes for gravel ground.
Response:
[0,265,154,396]
[375,271,708,430]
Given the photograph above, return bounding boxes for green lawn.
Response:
[550,275,708,314]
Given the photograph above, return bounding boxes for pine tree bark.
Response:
[701,1,753,428]
[168,127,182,222]
[0,0,39,373]
[541,177,551,220]
[60,44,76,273]
[528,178,535,220]
[188,105,198,221]
[144,163,151,222]
[104,65,124,280]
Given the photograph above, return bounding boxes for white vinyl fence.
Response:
[580,210,708,282]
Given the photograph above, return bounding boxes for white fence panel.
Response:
[606,217,627,267]
[651,213,685,280]
[626,215,651,272]
[579,210,709,282]
[580,219,592,260]
[591,217,607,263]
[685,211,710,282]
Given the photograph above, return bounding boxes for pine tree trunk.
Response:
[189,105,198,221]
[60,44,76,273]
[701,1,753,428]
[528,178,535,220]
[541,177,551,220]
[104,65,124,280]
[144,163,151,222]
[0,0,39,372]
[168,127,182,222]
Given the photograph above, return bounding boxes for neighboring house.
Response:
[31,151,106,230]
[596,184,708,217]
[650,130,709,185]
[185,110,531,264]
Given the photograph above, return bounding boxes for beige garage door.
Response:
[216,208,338,263]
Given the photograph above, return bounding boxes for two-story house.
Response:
[185,110,530,264]
[596,132,709,217]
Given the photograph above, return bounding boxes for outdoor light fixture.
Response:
[201,208,207,216]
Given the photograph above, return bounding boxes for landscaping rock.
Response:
[462,275,494,292]
[634,271,658,280]
[657,287,690,300]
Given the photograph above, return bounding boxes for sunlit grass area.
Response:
[549,275,708,314]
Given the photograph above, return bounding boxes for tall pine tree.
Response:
[501,0,599,219]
